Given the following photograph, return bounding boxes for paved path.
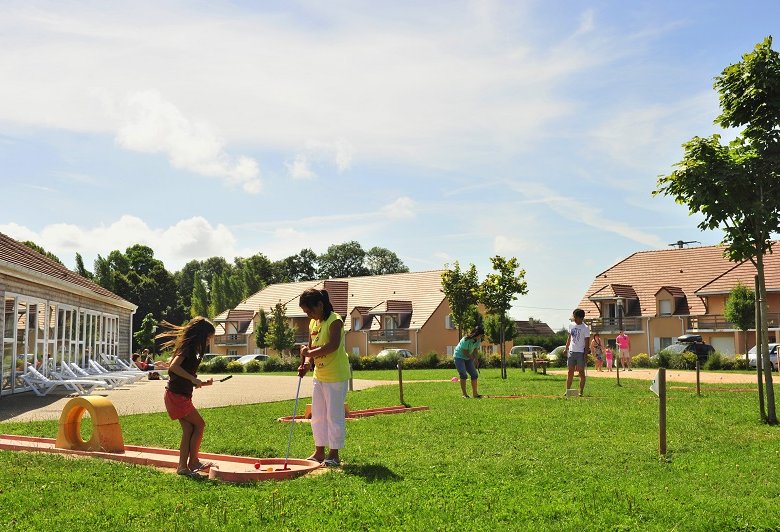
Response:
[549,368,760,385]
[0,375,395,423]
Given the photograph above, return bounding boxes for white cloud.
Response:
[0,215,237,271]
[285,154,316,180]
[113,90,262,193]
[380,196,416,219]
[493,235,529,256]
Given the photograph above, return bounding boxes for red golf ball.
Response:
[254,462,261,470]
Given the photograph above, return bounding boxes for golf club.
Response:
[279,375,303,471]
[218,375,233,382]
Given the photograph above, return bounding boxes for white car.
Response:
[509,345,545,360]
[748,343,779,370]
[237,354,269,365]
[376,349,413,359]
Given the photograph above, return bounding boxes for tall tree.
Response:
[483,313,517,346]
[275,248,319,282]
[255,308,269,353]
[655,37,780,424]
[176,260,203,316]
[190,271,210,318]
[134,313,158,353]
[365,246,409,275]
[74,252,94,279]
[318,241,369,279]
[233,253,277,298]
[208,273,227,318]
[477,256,528,379]
[22,241,63,264]
[724,282,756,359]
[265,302,297,357]
[440,262,480,337]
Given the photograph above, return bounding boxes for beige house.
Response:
[1,232,137,396]
[577,244,780,356]
[213,270,503,358]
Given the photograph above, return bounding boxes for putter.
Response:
[218,375,233,382]
[279,375,303,471]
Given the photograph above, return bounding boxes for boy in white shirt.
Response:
[564,308,590,397]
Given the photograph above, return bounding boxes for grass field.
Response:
[1,369,780,531]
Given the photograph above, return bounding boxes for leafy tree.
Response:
[477,256,528,379]
[233,253,278,298]
[176,260,203,316]
[74,252,94,279]
[255,308,269,352]
[365,246,409,275]
[22,241,63,264]
[440,262,480,337]
[265,302,297,356]
[318,241,369,279]
[724,282,756,358]
[275,248,318,282]
[208,273,227,318]
[190,271,209,318]
[133,313,158,352]
[483,313,517,346]
[655,37,780,423]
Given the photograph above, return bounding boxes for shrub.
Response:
[226,361,244,373]
[208,357,229,373]
[400,357,420,369]
[733,357,748,370]
[670,351,697,370]
[705,352,723,371]
[720,357,735,371]
[245,360,262,373]
[262,357,297,372]
[420,352,440,369]
[633,353,652,368]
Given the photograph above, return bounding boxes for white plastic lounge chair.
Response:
[88,359,158,382]
[66,362,133,388]
[21,365,105,397]
[101,353,167,378]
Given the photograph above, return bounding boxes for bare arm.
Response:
[306,320,343,359]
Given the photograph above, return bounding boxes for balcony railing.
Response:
[214,334,246,346]
[294,332,310,345]
[587,317,643,333]
[688,313,780,331]
[368,329,411,343]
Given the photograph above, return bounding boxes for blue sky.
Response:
[1,0,778,329]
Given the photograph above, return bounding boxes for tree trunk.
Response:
[755,275,766,421]
[500,313,507,379]
[757,259,777,424]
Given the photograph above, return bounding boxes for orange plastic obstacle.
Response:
[55,396,125,452]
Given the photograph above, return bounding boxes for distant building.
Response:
[213,270,509,358]
[514,319,555,336]
[577,243,780,355]
[1,232,137,396]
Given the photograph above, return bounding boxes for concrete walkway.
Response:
[0,375,395,423]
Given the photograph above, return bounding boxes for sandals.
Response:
[190,462,213,473]
[323,458,341,468]
[177,469,205,479]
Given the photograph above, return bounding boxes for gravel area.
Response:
[0,375,395,423]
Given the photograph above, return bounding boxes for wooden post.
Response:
[615,356,621,386]
[695,359,701,396]
[348,364,353,392]
[659,367,667,457]
[397,361,404,405]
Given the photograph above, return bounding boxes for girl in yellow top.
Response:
[297,288,351,467]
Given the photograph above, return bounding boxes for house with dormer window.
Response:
[213,270,509,358]
[577,244,780,356]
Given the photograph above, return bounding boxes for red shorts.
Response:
[164,389,195,420]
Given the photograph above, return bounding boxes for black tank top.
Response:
[165,352,201,397]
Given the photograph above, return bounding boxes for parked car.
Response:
[203,354,241,363]
[237,354,269,365]
[376,349,414,359]
[748,343,779,371]
[509,345,546,360]
[658,335,715,362]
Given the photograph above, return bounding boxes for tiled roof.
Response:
[368,300,413,314]
[656,286,685,298]
[0,231,133,307]
[589,284,638,300]
[217,270,448,330]
[696,251,780,295]
[577,244,749,318]
[218,309,256,322]
[514,320,555,336]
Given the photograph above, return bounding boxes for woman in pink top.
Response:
[616,331,631,371]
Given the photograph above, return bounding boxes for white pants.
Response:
[311,378,348,449]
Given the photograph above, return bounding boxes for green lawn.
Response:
[1,369,779,531]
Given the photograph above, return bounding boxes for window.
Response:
[446,346,454,356]
[445,314,455,329]
[352,347,360,356]
[603,303,617,318]
[352,316,362,331]
[228,349,238,356]
[654,337,673,352]
[659,300,672,316]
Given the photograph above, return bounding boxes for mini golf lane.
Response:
[278,405,430,422]
[0,434,320,483]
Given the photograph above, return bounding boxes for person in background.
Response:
[453,325,484,399]
[616,330,631,371]
[591,331,604,372]
[605,346,614,372]
[564,309,590,397]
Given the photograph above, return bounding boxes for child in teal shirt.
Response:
[453,325,484,398]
